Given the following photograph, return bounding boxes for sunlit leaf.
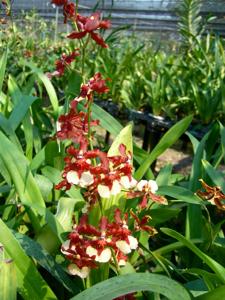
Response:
[0,219,57,300]
[70,273,191,300]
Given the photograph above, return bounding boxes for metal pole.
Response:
[54,6,59,43]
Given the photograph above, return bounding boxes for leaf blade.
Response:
[70,273,191,300]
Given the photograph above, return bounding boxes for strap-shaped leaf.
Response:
[158,185,202,204]
[195,285,225,300]
[0,50,7,92]
[162,228,225,284]
[202,159,225,193]
[0,131,45,208]
[70,273,191,300]
[14,231,80,294]
[0,258,16,300]
[0,219,57,300]
[135,115,193,180]
[108,123,133,157]
[22,60,59,118]
[9,95,37,131]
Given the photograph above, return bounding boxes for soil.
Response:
[155,147,192,176]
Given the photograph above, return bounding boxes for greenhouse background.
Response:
[5,0,225,34]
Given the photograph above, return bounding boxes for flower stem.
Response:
[111,249,120,275]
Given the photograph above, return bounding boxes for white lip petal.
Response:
[128,235,138,250]
[148,180,158,193]
[136,180,148,191]
[129,177,138,188]
[68,264,90,278]
[120,176,130,189]
[98,185,111,198]
[111,180,121,196]
[116,240,131,254]
[66,171,80,185]
[95,248,111,263]
[56,121,61,131]
[80,171,94,187]
[61,240,71,255]
[118,259,126,266]
[120,176,137,189]
[86,246,98,257]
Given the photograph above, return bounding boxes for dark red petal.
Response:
[67,31,87,39]
[99,19,111,29]
[139,194,148,209]
[90,32,108,48]
[52,0,67,6]
[84,14,100,32]
[100,216,108,231]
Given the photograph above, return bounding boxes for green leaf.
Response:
[156,164,173,186]
[55,197,79,231]
[34,174,53,200]
[0,113,22,150]
[161,228,225,284]
[0,258,16,300]
[70,273,191,300]
[7,77,34,159]
[0,219,57,300]
[0,50,7,92]
[202,159,225,193]
[134,239,203,268]
[9,95,37,131]
[186,131,210,240]
[108,123,133,157]
[90,103,151,176]
[0,132,45,208]
[22,61,59,118]
[195,285,225,300]
[41,165,84,200]
[14,231,81,294]
[8,75,22,105]
[158,185,202,204]
[135,115,193,180]
[185,279,207,297]
[149,208,181,226]
[65,70,82,96]
[91,103,122,136]
[188,131,210,191]
[24,203,65,243]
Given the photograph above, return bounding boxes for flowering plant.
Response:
[0,1,225,300]
[50,0,168,287]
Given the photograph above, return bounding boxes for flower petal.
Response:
[128,235,138,250]
[96,248,111,263]
[80,171,94,187]
[116,240,131,254]
[111,180,121,196]
[86,246,98,257]
[67,31,87,39]
[66,171,79,185]
[148,180,158,193]
[98,184,111,198]
[68,264,90,278]
[136,180,148,191]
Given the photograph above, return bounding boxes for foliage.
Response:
[1,2,225,300]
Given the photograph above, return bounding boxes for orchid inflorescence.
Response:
[52,0,167,279]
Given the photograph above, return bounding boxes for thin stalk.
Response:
[111,249,120,275]
[87,101,94,150]
[76,0,79,15]
[8,3,16,39]
[81,35,91,82]
[134,238,203,267]
[139,243,171,277]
